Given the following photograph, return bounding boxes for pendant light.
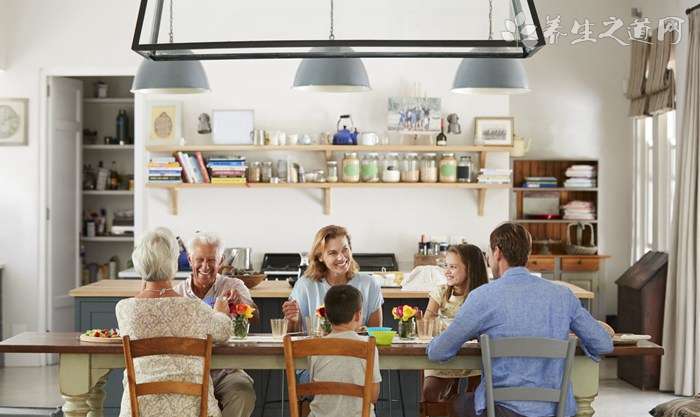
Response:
[131,0,210,94]
[292,0,370,92]
[451,0,529,95]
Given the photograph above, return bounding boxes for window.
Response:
[631,111,678,260]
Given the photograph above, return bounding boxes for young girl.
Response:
[422,244,489,403]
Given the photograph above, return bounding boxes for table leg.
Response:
[59,354,110,417]
[572,356,599,417]
[61,393,90,417]
[86,373,109,417]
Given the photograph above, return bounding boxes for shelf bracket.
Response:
[169,188,179,215]
[477,189,486,216]
[323,188,332,215]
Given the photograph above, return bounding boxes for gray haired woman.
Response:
[116,228,233,417]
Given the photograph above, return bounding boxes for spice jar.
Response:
[458,155,473,183]
[261,161,273,183]
[401,153,420,183]
[247,161,262,183]
[361,153,380,183]
[342,152,360,182]
[326,160,339,183]
[439,153,458,183]
[420,153,438,183]
[382,153,400,183]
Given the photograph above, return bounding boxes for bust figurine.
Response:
[447,113,461,135]
[197,113,212,134]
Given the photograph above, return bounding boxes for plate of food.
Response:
[613,334,652,345]
[80,328,122,343]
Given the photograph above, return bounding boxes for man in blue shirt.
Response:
[427,223,613,417]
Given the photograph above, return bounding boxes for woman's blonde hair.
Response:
[305,225,359,282]
[132,227,179,282]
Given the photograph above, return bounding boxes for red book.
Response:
[195,151,211,183]
[174,152,192,183]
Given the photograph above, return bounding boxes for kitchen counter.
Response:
[69,278,594,299]
[118,268,190,279]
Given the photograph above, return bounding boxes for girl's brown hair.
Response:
[305,225,360,282]
[443,244,489,305]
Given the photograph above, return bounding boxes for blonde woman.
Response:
[282,225,383,332]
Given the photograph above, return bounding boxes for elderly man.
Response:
[174,231,257,417]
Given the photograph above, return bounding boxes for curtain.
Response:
[660,9,700,396]
[627,39,650,117]
[648,29,677,114]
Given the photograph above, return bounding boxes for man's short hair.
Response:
[489,223,532,267]
[324,285,363,326]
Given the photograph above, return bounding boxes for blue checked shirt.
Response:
[427,267,613,417]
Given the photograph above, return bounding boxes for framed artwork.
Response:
[0,98,28,146]
[147,101,183,145]
[387,97,441,133]
[474,117,515,146]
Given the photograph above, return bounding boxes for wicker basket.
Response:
[565,222,598,255]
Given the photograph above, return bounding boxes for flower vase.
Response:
[320,318,332,335]
[398,318,417,340]
[233,318,250,339]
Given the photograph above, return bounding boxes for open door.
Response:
[47,77,82,334]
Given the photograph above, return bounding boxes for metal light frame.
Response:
[131,0,546,61]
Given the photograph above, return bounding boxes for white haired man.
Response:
[174,231,257,417]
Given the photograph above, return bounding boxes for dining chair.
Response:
[480,334,577,417]
[122,334,213,417]
[282,334,377,417]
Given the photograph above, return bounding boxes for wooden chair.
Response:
[418,373,481,417]
[283,334,377,417]
[122,334,213,417]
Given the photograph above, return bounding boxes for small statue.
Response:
[197,113,212,134]
[447,113,461,134]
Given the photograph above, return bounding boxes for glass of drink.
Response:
[417,318,435,340]
[271,319,288,338]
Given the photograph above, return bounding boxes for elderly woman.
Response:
[282,225,383,332]
[116,228,232,417]
[173,231,257,417]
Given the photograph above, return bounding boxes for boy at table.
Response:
[427,223,613,417]
[308,285,382,417]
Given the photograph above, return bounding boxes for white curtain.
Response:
[660,9,700,396]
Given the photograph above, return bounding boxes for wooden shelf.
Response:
[83,145,134,150]
[512,187,598,192]
[83,98,134,104]
[513,219,598,224]
[146,144,514,153]
[82,190,134,196]
[80,236,134,242]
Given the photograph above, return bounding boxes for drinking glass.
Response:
[271,319,288,338]
[305,316,318,337]
[417,318,435,340]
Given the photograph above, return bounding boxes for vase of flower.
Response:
[392,305,419,340]
[233,318,250,339]
[230,303,256,339]
[316,305,332,336]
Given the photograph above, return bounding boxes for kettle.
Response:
[333,115,358,145]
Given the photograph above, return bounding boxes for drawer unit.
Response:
[527,257,555,272]
[562,258,600,272]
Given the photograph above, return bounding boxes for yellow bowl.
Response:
[369,330,396,346]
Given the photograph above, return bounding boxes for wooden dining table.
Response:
[0,332,662,417]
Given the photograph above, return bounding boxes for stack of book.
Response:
[147,157,183,183]
[477,168,512,184]
[174,151,211,184]
[207,156,247,185]
[522,177,558,188]
[564,165,597,188]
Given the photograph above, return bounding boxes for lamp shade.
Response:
[451,58,529,94]
[131,57,210,94]
[292,47,370,92]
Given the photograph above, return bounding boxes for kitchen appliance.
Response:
[261,253,303,281]
[333,115,358,145]
[221,247,253,273]
[353,253,399,272]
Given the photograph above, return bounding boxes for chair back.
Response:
[122,335,213,417]
[479,334,576,417]
[283,334,376,417]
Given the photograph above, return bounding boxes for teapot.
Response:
[359,132,379,146]
[333,114,358,145]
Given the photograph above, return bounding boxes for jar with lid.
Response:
[420,153,438,183]
[401,153,420,183]
[382,153,401,183]
[326,160,339,183]
[261,161,273,183]
[439,153,458,183]
[342,152,360,182]
[457,155,473,183]
[360,153,380,183]
[248,161,262,183]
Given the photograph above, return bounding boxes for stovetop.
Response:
[261,252,398,280]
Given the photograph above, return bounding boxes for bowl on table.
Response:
[229,273,265,289]
[368,330,397,346]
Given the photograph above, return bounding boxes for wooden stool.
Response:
[419,374,480,417]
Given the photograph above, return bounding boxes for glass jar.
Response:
[342,152,360,182]
[261,161,273,183]
[382,153,400,183]
[398,317,417,340]
[326,161,339,183]
[361,153,380,183]
[247,161,262,183]
[420,153,438,183]
[439,153,458,183]
[401,153,420,183]
[458,155,473,183]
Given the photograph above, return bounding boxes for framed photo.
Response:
[387,97,441,133]
[474,117,514,146]
[0,98,28,146]
[212,109,255,145]
[147,101,183,145]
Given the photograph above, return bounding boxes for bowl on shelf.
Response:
[227,272,265,289]
[368,330,397,346]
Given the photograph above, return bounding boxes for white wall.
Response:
[0,0,644,365]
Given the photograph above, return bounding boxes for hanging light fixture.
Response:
[451,0,529,94]
[131,0,210,94]
[292,0,370,92]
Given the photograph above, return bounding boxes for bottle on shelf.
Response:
[116,109,129,144]
[96,161,109,191]
[110,161,119,190]
[436,118,448,146]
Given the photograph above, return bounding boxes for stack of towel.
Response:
[477,168,512,184]
[564,165,597,188]
[562,200,596,220]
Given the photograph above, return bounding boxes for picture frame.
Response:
[387,97,441,133]
[212,109,255,145]
[147,101,183,145]
[0,98,28,146]
[474,117,515,146]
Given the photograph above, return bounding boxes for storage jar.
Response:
[342,152,360,182]
[401,153,420,183]
[439,153,457,183]
[420,153,438,183]
[361,153,380,183]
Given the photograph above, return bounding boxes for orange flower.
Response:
[231,303,255,320]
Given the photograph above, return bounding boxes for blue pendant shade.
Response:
[131,55,210,94]
[292,47,371,92]
[451,58,529,94]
